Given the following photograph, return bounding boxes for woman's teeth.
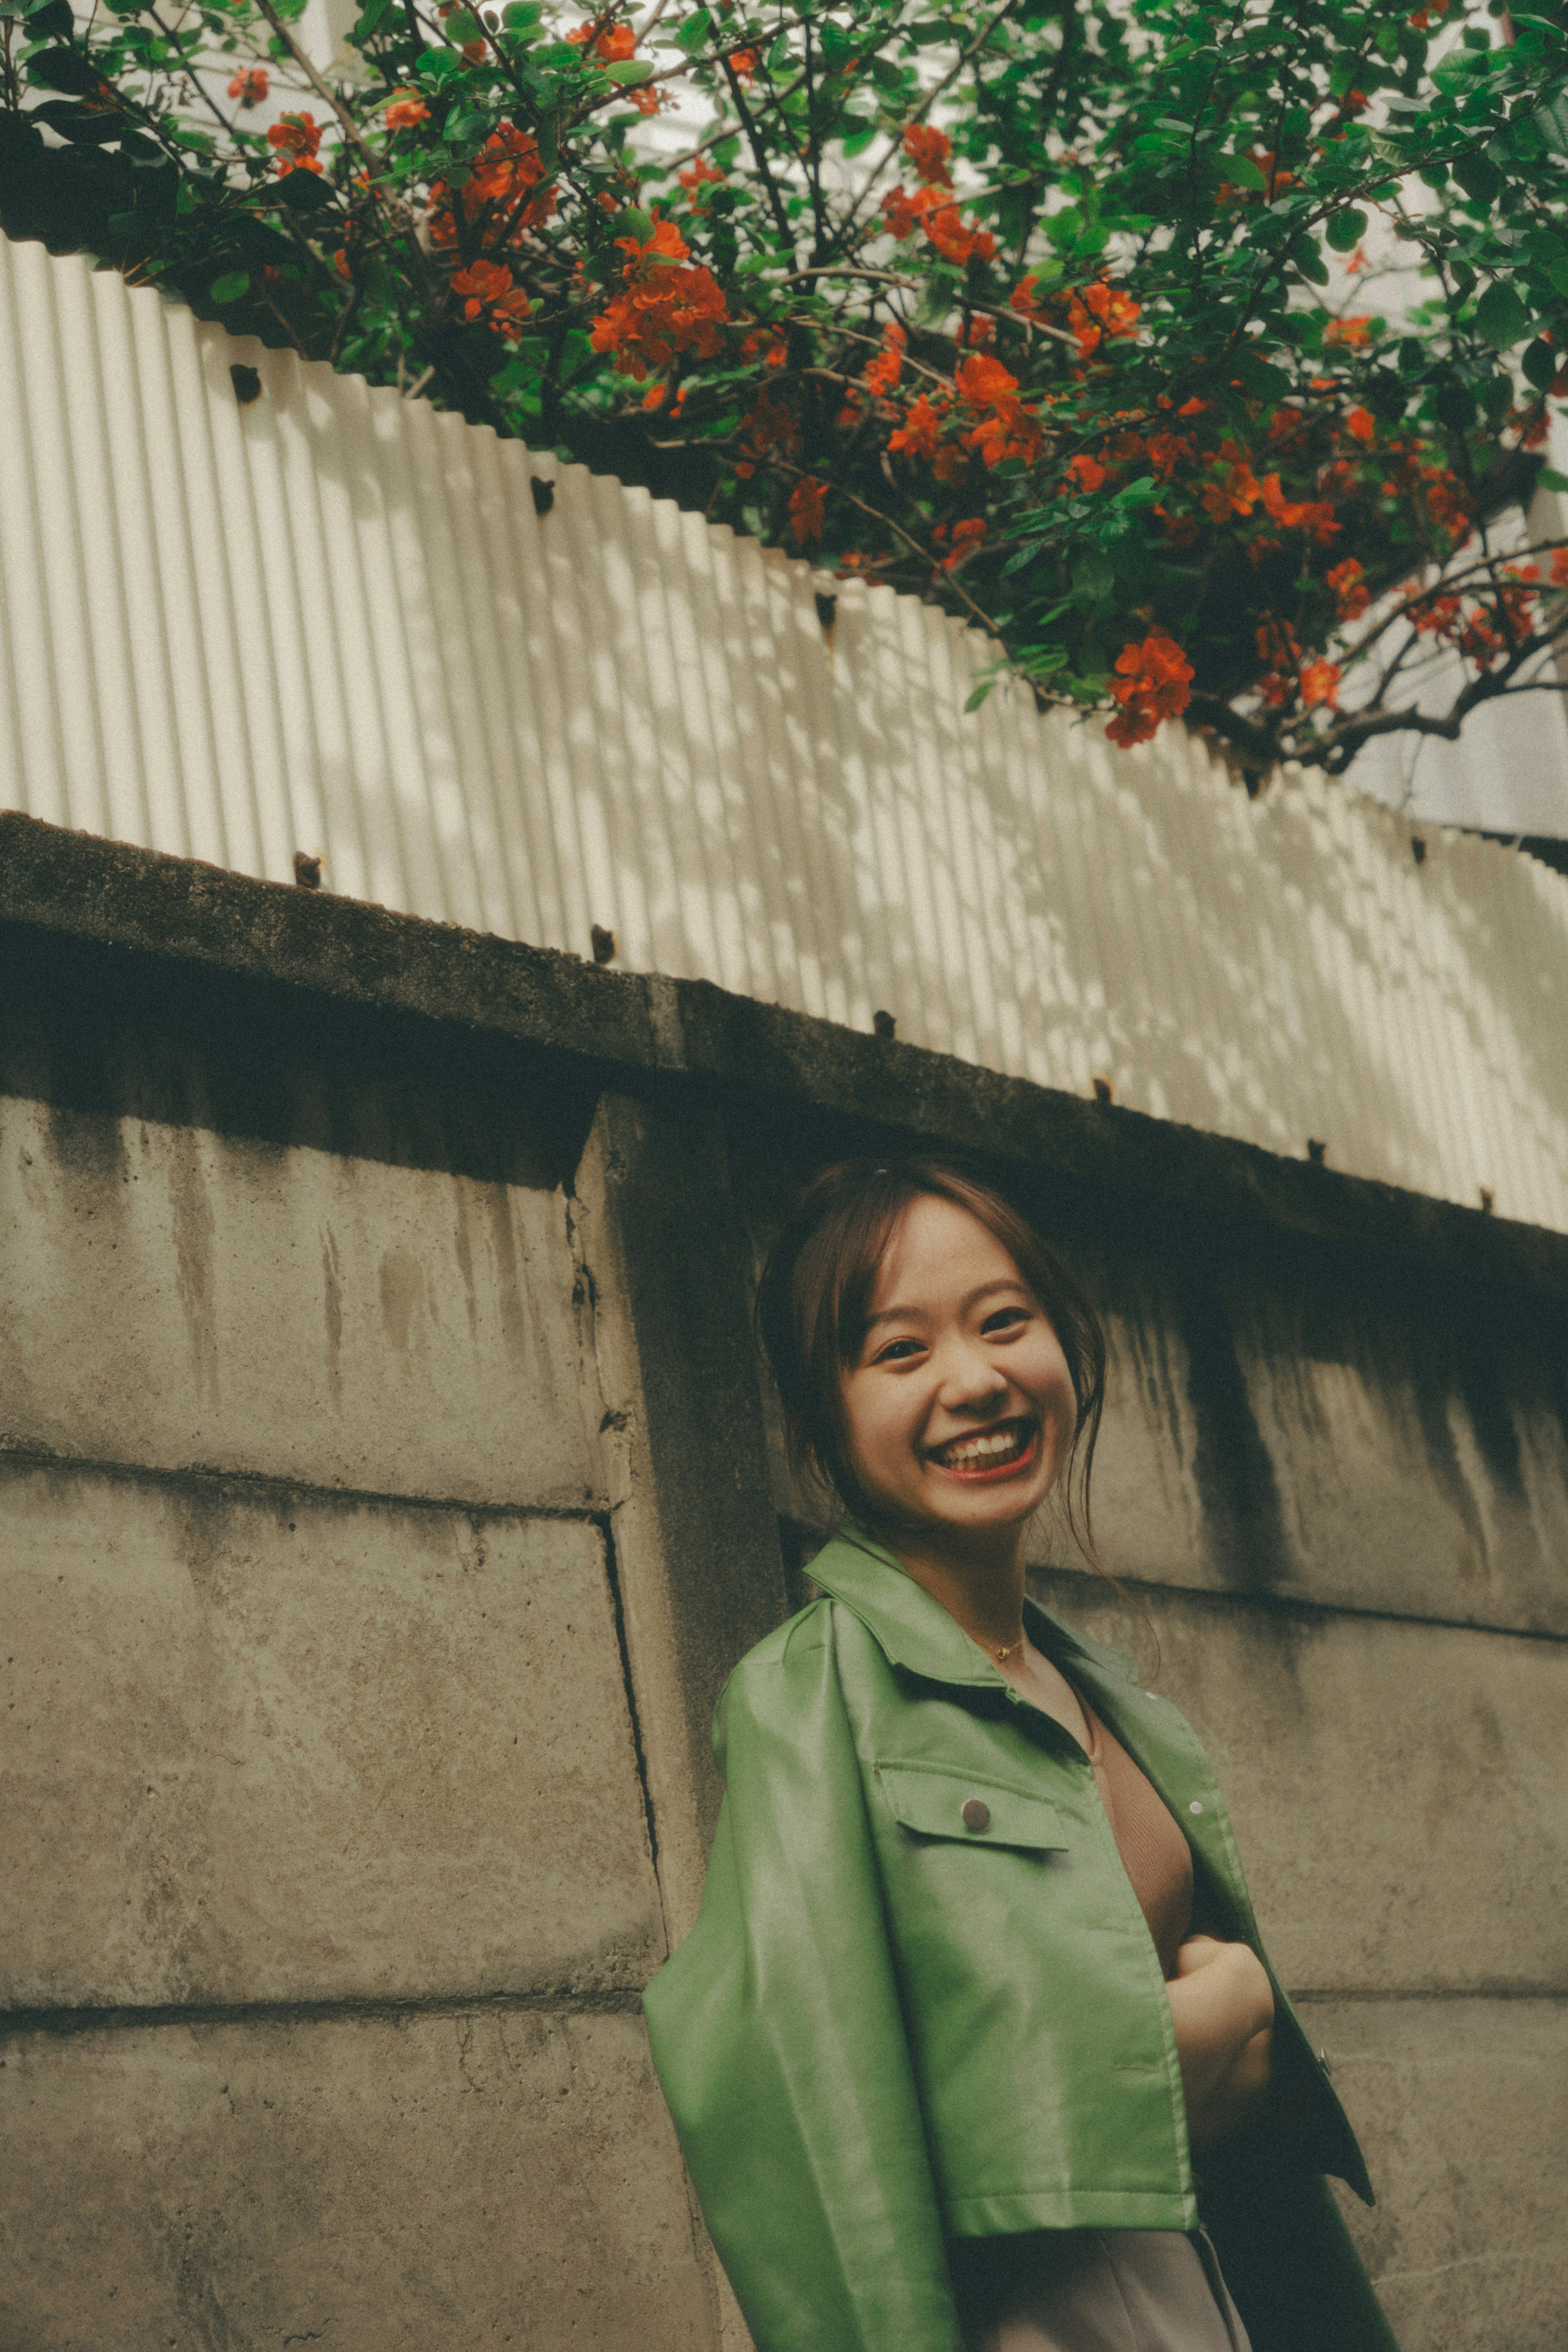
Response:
[934,1425,1029,1467]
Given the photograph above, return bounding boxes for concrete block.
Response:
[1308,1995,1568,2352]
[0,1467,663,2006]
[0,1090,598,1509]
[0,2006,718,2351]
[1031,1573,1568,1997]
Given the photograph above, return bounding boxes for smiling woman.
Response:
[643,1158,1399,2352]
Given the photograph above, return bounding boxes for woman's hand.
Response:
[1165,1935,1274,2151]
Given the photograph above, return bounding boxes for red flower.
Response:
[228,66,268,107]
[570,19,636,60]
[1299,658,1341,709]
[679,156,725,204]
[1065,280,1140,359]
[1106,633,1194,747]
[863,322,905,397]
[452,256,531,332]
[888,393,944,462]
[1326,557,1370,622]
[1065,453,1107,493]
[267,111,323,174]
[590,216,728,378]
[789,477,827,542]
[902,124,952,187]
[727,47,758,80]
[941,517,987,571]
[1324,315,1372,350]
[1345,407,1375,445]
[385,90,429,129]
[428,123,553,247]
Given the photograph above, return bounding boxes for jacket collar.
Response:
[808,1525,1140,1695]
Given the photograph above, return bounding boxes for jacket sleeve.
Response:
[641,1606,964,2352]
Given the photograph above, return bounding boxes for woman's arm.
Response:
[1166,1934,1274,2151]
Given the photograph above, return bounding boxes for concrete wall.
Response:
[2,811,1564,2351]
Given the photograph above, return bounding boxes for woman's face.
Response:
[840,1194,1077,1547]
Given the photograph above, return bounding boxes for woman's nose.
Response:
[936,1337,1008,1407]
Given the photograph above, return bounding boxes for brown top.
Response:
[1082,1704,1193,1979]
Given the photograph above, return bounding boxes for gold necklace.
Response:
[993,1633,1025,1664]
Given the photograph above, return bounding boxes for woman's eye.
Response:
[981,1307,1029,1335]
[872,1337,924,1364]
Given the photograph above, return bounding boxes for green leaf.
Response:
[1522,337,1557,391]
[558,328,596,382]
[617,205,654,243]
[1474,279,1529,350]
[1223,153,1267,190]
[210,269,250,303]
[964,680,995,713]
[1232,347,1292,398]
[348,0,395,43]
[819,19,854,68]
[1452,151,1502,202]
[604,59,653,84]
[1533,92,1568,154]
[1537,466,1568,492]
[1325,208,1368,252]
[673,9,711,57]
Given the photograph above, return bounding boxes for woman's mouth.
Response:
[925,1418,1040,1483]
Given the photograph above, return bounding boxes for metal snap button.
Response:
[960,1797,991,1833]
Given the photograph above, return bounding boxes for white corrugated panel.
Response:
[2,232,1566,1231]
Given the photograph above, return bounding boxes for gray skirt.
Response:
[954,2227,1252,2352]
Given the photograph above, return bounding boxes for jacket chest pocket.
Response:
[875,1763,1069,1855]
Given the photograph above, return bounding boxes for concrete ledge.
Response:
[5,812,1566,1302]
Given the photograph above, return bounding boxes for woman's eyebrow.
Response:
[862,1277,1027,1331]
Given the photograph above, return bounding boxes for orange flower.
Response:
[1345,407,1375,445]
[428,123,552,245]
[590,215,728,377]
[570,19,636,60]
[1147,429,1194,482]
[1065,280,1141,359]
[1326,557,1370,622]
[1201,445,1263,521]
[902,124,953,187]
[727,47,758,80]
[1299,658,1341,709]
[1551,549,1568,588]
[1177,396,1207,418]
[385,90,429,129]
[228,65,268,107]
[881,183,940,241]
[267,111,323,173]
[863,322,905,397]
[954,352,1040,467]
[1106,633,1194,747]
[451,256,531,332]
[941,516,987,571]
[1065,453,1107,492]
[924,205,996,267]
[788,476,826,542]
[888,392,944,461]
[1009,277,1045,318]
[679,156,725,203]
[1324,315,1372,350]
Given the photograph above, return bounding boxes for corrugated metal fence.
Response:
[2,232,1566,1231]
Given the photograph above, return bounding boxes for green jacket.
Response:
[644,1529,1398,2352]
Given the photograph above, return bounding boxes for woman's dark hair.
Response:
[756,1157,1107,1565]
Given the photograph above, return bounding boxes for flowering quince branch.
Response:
[6,0,1568,776]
